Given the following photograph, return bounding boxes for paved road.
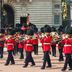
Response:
[0,47,71,72]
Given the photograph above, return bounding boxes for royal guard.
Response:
[68,35,72,54]
[23,29,35,68]
[18,35,24,59]
[51,40,56,57]
[13,38,17,55]
[13,33,19,55]
[0,33,4,58]
[61,34,72,71]
[51,32,59,57]
[58,32,64,61]
[5,34,15,66]
[40,27,52,69]
[58,39,64,61]
[39,27,45,49]
[33,32,38,55]
[67,34,72,69]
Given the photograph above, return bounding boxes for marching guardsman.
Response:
[5,34,15,66]
[51,27,57,57]
[61,34,72,71]
[70,35,72,57]
[33,32,38,55]
[51,40,56,57]
[67,34,72,70]
[50,32,59,57]
[0,33,4,58]
[13,32,19,55]
[18,35,24,59]
[58,39,64,61]
[23,29,35,68]
[39,27,45,49]
[40,27,52,69]
[57,32,64,61]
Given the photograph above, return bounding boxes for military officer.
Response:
[23,29,35,68]
[33,32,38,55]
[61,34,72,71]
[5,34,15,65]
[40,27,52,69]
[18,35,24,59]
[58,39,64,61]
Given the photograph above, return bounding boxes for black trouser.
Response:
[71,54,72,61]
[58,48,64,61]
[0,47,4,58]
[5,50,15,65]
[13,45,18,55]
[63,54,72,69]
[42,51,52,68]
[33,44,38,55]
[51,45,56,57]
[18,48,24,59]
[24,51,35,66]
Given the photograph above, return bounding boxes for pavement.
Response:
[0,46,72,72]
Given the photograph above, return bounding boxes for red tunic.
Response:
[6,39,14,51]
[33,33,39,45]
[58,40,64,49]
[18,41,23,49]
[63,38,72,54]
[41,36,52,52]
[24,39,33,52]
[0,42,4,48]
[51,42,56,46]
[33,38,38,45]
[0,35,5,48]
[68,38,72,54]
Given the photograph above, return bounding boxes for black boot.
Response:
[23,64,28,68]
[31,64,35,66]
[46,65,51,68]
[41,66,45,69]
[69,68,72,70]
[61,68,66,71]
[41,61,46,69]
[11,62,15,65]
[5,63,9,66]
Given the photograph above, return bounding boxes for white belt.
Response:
[64,45,71,46]
[26,44,32,46]
[43,43,50,45]
[7,43,13,45]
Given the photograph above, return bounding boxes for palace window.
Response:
[54,4,60,9]
[54,15,60,24]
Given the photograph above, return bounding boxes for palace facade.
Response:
[0,0,62,30]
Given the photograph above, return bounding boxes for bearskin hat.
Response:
[44,25,51,33]
[51,26,56,32]
[40,27,44,33]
